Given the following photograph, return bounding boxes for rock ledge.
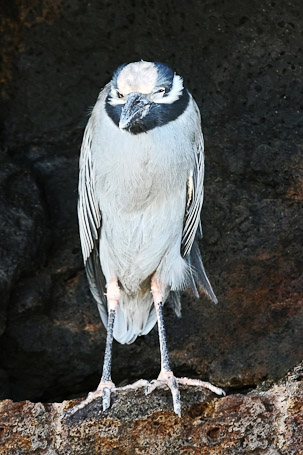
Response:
[1,363,303,454]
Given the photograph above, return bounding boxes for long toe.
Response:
[177,377,226,396]
[102,385,113,411]
[167,375,181,417]
[120,379,150,391]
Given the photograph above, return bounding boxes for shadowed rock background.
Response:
[0,0,302,452]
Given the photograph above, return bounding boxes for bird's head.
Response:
[105,61,189,134]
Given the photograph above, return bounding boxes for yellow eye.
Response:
[117,92,124,98]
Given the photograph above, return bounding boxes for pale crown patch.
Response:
[117,61,158,95]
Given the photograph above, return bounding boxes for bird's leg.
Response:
[62,278,120,418]
[146,275,225,417]
[146,275,182,416]
[94,279,118,411]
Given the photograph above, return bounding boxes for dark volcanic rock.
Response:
[0,0,302,413]
[0,150,48,335]
[0,150,49,398]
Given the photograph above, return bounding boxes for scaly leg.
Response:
[146,274,225,417]
[62,278,120,418]
[146,275,182,416]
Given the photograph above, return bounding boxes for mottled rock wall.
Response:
[0,0,302,415]
[1,363,303,454]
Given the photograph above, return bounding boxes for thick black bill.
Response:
[119,92,151,130]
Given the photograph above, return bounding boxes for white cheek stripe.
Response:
[157,75,184,104]
[109,98,126,106]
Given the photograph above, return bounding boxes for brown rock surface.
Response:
[1,362,303,454]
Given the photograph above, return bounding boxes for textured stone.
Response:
[0,0,302,411]
[1,363,303,454]
[0,151,48,339]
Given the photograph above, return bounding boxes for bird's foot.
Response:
[145,370,225,417]
[145,370,182,416]
[62,380,115,420]
[61,379,150,420]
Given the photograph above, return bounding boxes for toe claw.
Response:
[144,384,150,395]
[217,388,226,396]
[61,409,71,421]
[61,402,82,420]
[145,379,158,395]
[174,401,181,418]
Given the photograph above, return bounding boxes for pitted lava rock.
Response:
[1,363,303,454]
[0,0,302,405]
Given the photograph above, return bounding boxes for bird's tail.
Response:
[98,290,157,344]
[186,241,218,303]
[97,243,217,344]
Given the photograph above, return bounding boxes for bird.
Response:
[66,60,225,419]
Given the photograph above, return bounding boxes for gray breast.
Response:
[91,95,195,293]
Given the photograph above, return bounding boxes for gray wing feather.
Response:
[187,242,218,303]
[181,100,217,303]
[181,105,204,256]
[78,121,101,263]
[78,97,107,308]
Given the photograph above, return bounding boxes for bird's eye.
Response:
[117,92,124,98]
[157,88,165,93]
